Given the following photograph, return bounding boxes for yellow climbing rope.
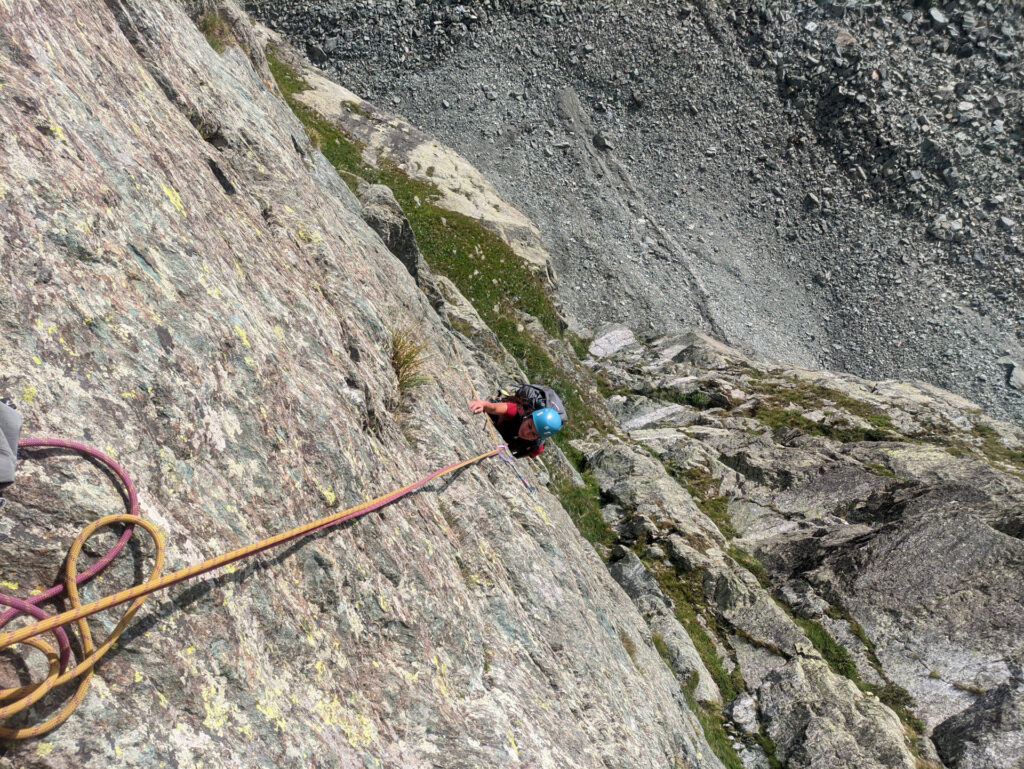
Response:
[0,443,503,739]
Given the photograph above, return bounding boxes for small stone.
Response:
[592,131,613,150]
[731,693,759,734]
[986,94,1006,111]
[835,29,857,47]
[929,8,949,26]
[1011,365,1024,391]
[998,216,1017,232]
[957,101,975,113]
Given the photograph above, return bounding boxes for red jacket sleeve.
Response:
[504,402,520,418]
[528,443,544,458]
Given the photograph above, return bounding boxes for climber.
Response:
[468,384,565,458]
[0,398,22,510]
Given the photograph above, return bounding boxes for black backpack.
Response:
[504,384,568,424]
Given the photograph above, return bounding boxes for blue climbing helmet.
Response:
[531,407,562,439]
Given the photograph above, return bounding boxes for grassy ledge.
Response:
[266,49,608,439]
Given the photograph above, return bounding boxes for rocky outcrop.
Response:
[586,325,1024,767]
[583,439,919,769]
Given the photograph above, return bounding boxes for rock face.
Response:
[586,326,1024,768]
[0,3,723,767]
[2,1,1023,767]
[931,678,1024,769]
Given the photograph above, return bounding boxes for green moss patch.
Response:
[645,387,723,410]
[727,546,770,589]
[683,688,745,769]
[794,617,859,679]
[800,605,925,734]
[645,561,743,701]
[642,555,770,768]
[750,405,893,443]
[652,633,672,668]
[737,375,902,443]
[864,463,897,478]
[198,13,235,54]
[971,423,1024,472]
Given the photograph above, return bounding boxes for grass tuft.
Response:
[793,617,859,679]
[391,326,431,395]
[198,13,235,54]
[620,630,638,667]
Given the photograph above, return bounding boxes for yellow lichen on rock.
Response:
[161,183,187,217]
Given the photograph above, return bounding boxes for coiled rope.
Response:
[0,436,504,739]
